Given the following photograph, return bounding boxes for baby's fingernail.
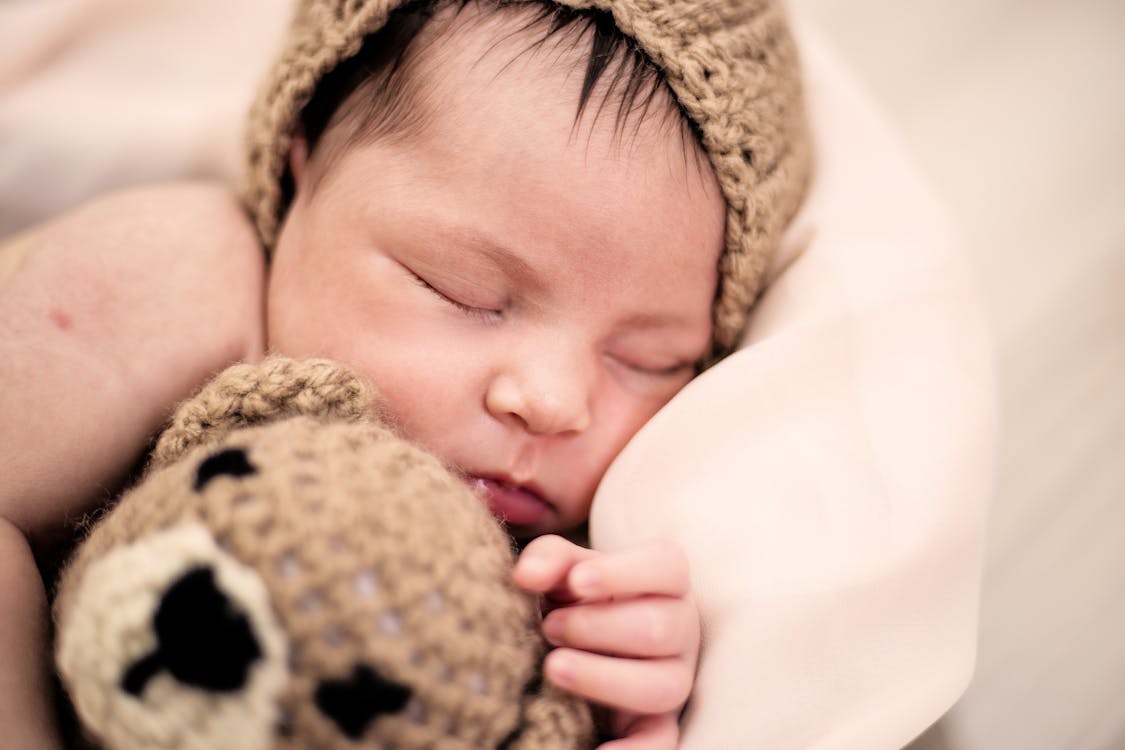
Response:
[516,554,548,577]
[570,567,600,597]
[542,615,564,644]
[547,652,576,687]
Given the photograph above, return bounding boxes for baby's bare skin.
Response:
[0,182,265,748]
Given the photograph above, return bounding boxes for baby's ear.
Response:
[288,127,310,190]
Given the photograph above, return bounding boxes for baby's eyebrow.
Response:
[428,223,542,288]
[616,310,692,330]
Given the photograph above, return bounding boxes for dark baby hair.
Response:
[286,0,706,199]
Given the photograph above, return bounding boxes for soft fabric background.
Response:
[786,2,1125,748]
[1,0,1122,748]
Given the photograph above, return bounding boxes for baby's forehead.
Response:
[304,1,716,227]
[390,3,695,150]
[412,3,592,77]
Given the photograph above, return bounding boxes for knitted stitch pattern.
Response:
[242,0,812,359]
[54,357,594,750]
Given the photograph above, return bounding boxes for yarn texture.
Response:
[55,357,594,750]
[242,0,812,358]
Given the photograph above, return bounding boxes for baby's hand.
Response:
[514,535,700,750]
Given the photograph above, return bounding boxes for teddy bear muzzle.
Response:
[121,565,264,697]
[56,523,290,750]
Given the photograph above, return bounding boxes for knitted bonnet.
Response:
[54,358,593,750]
[243,0,811,358]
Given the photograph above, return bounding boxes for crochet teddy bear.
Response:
[53,357,594,750]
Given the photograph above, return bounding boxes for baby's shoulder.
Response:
[1,179,266,431]
[63,180,257,256]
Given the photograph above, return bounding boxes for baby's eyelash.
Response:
[409,271,502,322]
[632,361,694,378]
[609,354,694,379]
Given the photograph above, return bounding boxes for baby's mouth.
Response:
[468,476,551,527]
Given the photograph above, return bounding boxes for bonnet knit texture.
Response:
[243,0,812,358]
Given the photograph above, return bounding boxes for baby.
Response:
[0,1,809,748]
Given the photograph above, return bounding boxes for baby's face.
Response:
[268,10,725,537]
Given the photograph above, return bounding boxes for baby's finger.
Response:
[544,648,693,715]
[513,534,597,600]
[597,713,679,750]
[566,540,689,601]
[543,597,698,658]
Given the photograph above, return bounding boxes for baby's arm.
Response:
[0,182,266,745]
[515,535,699,750]
[0,519,60,750]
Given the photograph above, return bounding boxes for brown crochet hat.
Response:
[243,0,812,358]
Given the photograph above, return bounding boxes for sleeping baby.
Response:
[0,1,810,747]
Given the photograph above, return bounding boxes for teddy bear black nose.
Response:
[315,664,413,739]
[122,566,262,696]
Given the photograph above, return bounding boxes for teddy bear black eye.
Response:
[314,664,413,739]
[194,447,257,491]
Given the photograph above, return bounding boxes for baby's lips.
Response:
[469,475,552,526]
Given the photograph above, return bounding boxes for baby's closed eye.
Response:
[606,352,695,379]
[405,265,505,322]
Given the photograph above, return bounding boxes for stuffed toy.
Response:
[53,357,594,750]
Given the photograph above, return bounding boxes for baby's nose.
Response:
[486,356,592,436]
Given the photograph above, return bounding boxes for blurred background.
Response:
[2,0,1123,747]
[789,1,1125,748]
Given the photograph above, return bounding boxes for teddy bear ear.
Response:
[151,357,380,469]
